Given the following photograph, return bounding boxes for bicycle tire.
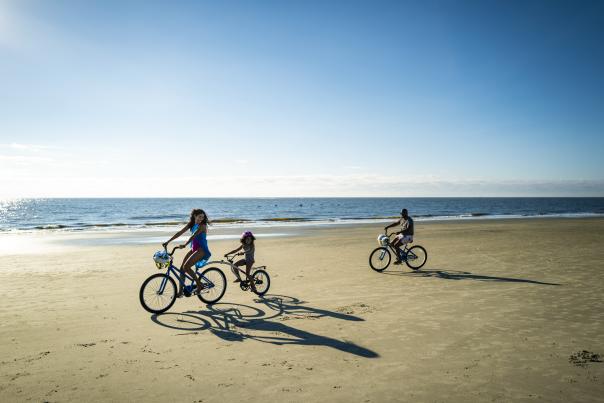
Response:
[369,247,391,272]
[197,267,227,304]
[252,269,271,296]
[140,273,177,314]
[405,245,427,270]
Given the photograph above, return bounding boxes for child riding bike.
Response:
[225,231,257,293]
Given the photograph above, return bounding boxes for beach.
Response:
[1,218,603,402]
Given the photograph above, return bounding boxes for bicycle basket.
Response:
[377,234,389,246]
[153,251,172,270]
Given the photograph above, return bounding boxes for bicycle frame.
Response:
[157,259,216,294]
[156,245,267,294]
[216,258,266,277]
[383,233,414,261]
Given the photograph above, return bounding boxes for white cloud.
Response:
[0,154,54,164]
[0,143,61,152]
[1,173,603,198]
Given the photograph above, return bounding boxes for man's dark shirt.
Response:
[401,217,414,236]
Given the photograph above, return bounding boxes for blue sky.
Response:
[1,0,603,197]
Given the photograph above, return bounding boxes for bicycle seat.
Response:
[195,258,209,269]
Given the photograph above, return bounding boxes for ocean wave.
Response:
[260,217,312,222]
[212,218,252,223]
[143,221,186,226]
[129,214,185,220]
[4,212,604,234]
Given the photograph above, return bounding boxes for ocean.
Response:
[1,198,603,233]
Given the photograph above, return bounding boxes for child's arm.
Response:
[225,245,243,256]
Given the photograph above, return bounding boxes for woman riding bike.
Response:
[162,208,211,297]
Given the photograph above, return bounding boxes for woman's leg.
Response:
[178,250,194,296]
[181,250,206,292]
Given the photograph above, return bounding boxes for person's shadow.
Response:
[382,268,560,286]
[150,295,379,358]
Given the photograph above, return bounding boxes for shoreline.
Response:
[3,212,604,236]
[1,215,603,258]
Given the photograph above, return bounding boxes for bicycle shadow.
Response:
[381,268,560,286]
[150,295,378,358]
[254,294,364,322]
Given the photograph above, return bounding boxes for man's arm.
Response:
[384,219,402,231]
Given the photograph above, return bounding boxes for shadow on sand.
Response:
[150,294,378,358]
[382,268,560,286]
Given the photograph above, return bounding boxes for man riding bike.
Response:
[384,208,414,265]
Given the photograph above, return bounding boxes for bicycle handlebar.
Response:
[224,251,244,261]
[165,246,181,256]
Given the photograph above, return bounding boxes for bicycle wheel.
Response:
[369,247,391,272]
[140,273,177,314]
[197,267,227,304]
[252,269,270,296]
[405,245,427,270]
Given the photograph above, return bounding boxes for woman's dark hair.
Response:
[188,208,209,228]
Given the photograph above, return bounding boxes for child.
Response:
[225,231,256,292]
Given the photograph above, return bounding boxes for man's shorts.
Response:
[395,234,413,244]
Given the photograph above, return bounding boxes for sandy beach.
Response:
[1,218,603,402]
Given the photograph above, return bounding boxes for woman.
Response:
[163,208,212,297]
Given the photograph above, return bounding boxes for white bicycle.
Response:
[223,252,271,296]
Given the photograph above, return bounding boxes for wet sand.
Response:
[1,218,603,402]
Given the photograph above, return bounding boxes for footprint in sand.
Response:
[569,350,602,368]
[141,345,160,355]
[10,372,31,381]
[335,303,374,315]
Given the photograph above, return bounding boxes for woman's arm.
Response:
[162,224,190,248]
[183,223,205,246]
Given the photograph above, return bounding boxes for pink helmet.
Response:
[241,231,254,239]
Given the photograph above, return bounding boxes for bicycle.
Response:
[368,232,427,272]
[139,246,227,314]
[224,251,271,296]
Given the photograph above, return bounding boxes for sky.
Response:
[0,0,603,197]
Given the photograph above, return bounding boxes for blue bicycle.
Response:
[139,246,227,314]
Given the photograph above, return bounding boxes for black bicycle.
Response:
[369,232,427,272]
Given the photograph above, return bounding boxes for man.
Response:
[384,208,414,264]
